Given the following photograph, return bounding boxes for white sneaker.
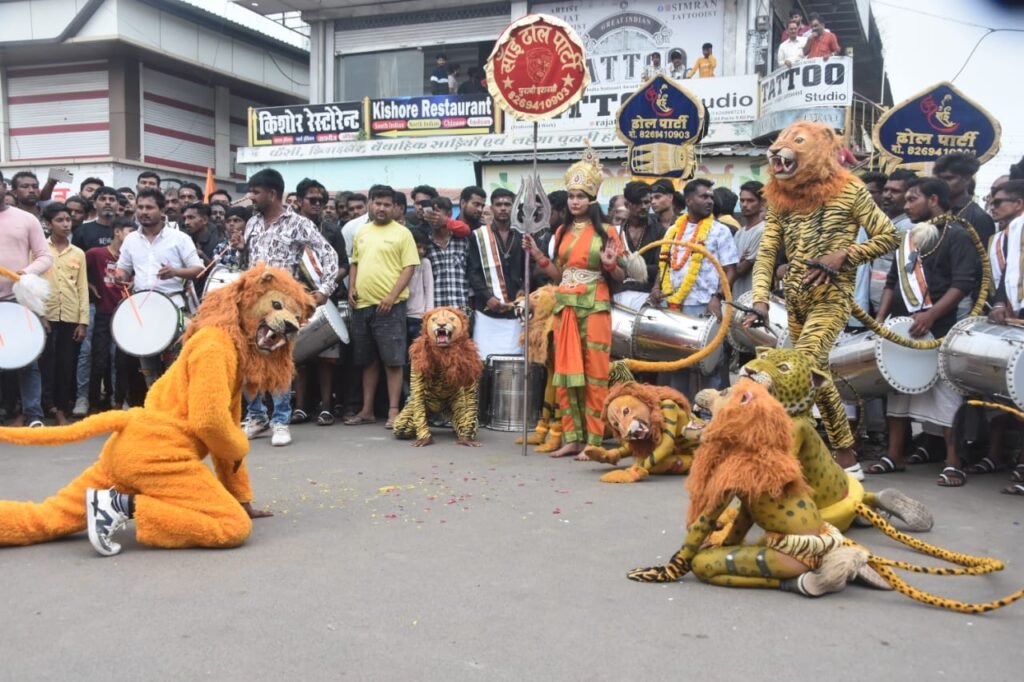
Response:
[72,397,89,417]
[242,418,270,439]
[28,420,44,428]
[844,462,865,482]
[270,423,292,447]
[86,488,130,557]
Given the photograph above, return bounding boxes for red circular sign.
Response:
[486,14,590,122]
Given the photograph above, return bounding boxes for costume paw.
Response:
[515,431,546,445]
[627,564,683,583]
[412,435,434,447]
[456,436,480,447]
[600,467,648,484]
[534,438,562,453]
[583,446,619,464]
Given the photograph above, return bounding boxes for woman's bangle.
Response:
[993,303,1007,309]
[537,257,551,268]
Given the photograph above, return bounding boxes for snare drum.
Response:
[727,290,792,352]
[939,316,1024,409]
[828,316,938,400]
[0,301,46,370]
[111,290,187,358]
[611,304,723,375]
[484,355,544,431]
[202,265,242,299]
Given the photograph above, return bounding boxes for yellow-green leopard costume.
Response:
[584,382,704,483]
[753,122,899,452]
[393,307,482,447]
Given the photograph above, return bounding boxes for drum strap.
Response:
[897,231,932,313]
[1004,217,1024,313]
[474,225,511,304]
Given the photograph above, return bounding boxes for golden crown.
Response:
[564,143,604,197]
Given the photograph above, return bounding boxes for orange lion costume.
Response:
[0,266,313,556]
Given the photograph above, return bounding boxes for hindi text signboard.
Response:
[249,102,363,146]
[616,75,704,177]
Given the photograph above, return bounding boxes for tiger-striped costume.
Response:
[752,123,899,451]
[585,383,702,483]
[393,307,483,446]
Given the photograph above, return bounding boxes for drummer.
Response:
[240,169,339,448]
[113,188,204,388]
[614,180,665,310]
[868,178,980,487]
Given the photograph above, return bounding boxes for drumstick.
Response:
[122,284,144,326]
[195,243,233,281]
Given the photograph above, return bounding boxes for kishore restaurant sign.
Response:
[248,102,363,146]
[368,94,498,138]
[759,56,853,116]
[872,81,1001,166]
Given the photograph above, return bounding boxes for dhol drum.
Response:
[727,290,793,352]
[293,301,350,363]
[828,316,938,400]
[0,302,46,370]
[611,304,723,376]
[483,355,545,431]
[202,265,242,299]
[111,290,187,358]
[939,316,1024,409]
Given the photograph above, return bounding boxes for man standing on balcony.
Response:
[778,20,808,67]
[804,14,841,60]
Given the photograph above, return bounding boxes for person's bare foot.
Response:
[834,447,857,469]
[54,410,69,426]
[549,441,584,458]
[9,414,25,427]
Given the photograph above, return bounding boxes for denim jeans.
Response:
[245,391,292,425]
[18,360,43,421]
[75,303,96,400]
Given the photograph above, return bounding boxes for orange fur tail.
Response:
[0,410,131,446]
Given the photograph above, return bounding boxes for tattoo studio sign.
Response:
[759,57,852,116]
[249,103,363,146]
[368,95,497,138]
[872,81,1001,166]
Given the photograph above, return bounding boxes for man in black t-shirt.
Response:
[934,152,996,247]
[869,178,979,486]
[72,186,119,251]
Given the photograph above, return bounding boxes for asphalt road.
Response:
[0,422,1020,681]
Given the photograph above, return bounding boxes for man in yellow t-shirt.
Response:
[687,43,717,78]
[346,185,420,427]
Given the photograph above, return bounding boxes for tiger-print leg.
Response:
[690,546,803,589]
[453,385,480,446]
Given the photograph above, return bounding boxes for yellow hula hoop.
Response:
[967,400,1024,420]
[846,214,991,350]
[623,238,732,373]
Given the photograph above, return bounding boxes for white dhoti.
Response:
[613,290,649,310]
[473,311,523,361]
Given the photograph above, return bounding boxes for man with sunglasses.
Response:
[988,180,1024,309]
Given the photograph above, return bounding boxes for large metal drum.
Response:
[484,355,544,431]
[292,301,350,363]
[611,304,723,376]
[828,316,939,400]
[727,290,792,352]
[0,301,46,370]
[111,290,186,358]
[939,316,1024,409]
[202,265,242,299]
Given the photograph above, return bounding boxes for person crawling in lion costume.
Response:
[742,121,898,478]
[628,379,871,597]
[393,307,483,447]
[583,382,704,483]
[0,265,313,556]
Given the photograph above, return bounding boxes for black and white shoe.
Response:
[86,488,130,557]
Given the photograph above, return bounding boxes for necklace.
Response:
[494,227,514,259]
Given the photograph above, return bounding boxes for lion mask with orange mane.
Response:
[762,121,856,215]
[686,378,809,525]
[409,307,483,387]
[183,265,315,396]
[516,285,557,365]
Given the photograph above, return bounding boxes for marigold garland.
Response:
[660,213,714,306]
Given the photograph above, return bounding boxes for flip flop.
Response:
[965,457,1002,474]
[866,456,905,474]
[316,410,335,426]
[1001,483,1024,496]
[937,466,967,487]
[906,446,934,465]
[1011,464,1024,483]
[343,415,376,426]
[291,409,309,424]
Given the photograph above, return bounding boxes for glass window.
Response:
[336,49,424,100]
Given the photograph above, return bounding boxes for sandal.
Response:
[1001,483,1024,496]
[906,446,934,465]
[316,410,335,426]
[291,409,309,424]
[965,457,1002,474]
[937,466,967,487]
[384,407,400,430]
[866,456,905,474]
[1011,464,1024,483]
[343,415,376,426]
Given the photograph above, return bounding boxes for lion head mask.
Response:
[409,307,483,386]
[602,382,693,458]
[762,121,854,215]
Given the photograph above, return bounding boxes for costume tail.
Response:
[0,410,131,446]
[852,502,1024,613]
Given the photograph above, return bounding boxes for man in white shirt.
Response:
[777,20,808,68]
[115,188,203,387]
